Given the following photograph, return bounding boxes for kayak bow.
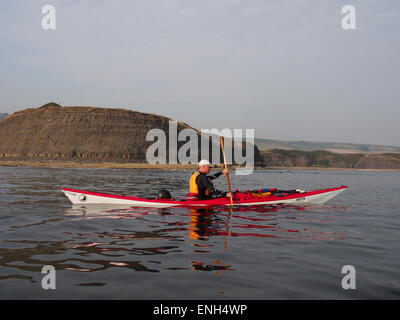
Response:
[61,186,347,208]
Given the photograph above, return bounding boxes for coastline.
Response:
[1,160,399,172]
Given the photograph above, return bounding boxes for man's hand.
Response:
[222,168,229,176]
[226,192,233,198]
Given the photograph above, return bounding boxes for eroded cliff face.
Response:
[0,103,198,162]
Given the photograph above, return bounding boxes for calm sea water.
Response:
[0,166,399,299]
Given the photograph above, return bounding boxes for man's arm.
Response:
[210,169,232,198]
[209,171,223,180]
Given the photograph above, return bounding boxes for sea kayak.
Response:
[61,186,347,208]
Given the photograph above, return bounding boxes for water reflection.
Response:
[0,238,163,276]
[189,260,231,272]
[0,203,346,285]
[63,204,347,241]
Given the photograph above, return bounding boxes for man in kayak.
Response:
[189,160,232,200]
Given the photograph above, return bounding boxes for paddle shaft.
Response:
[220,136,234,206]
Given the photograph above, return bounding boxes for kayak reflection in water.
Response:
[188,160,233,200]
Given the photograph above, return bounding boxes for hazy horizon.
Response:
[1,1,399,146]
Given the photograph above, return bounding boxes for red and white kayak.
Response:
[61,186,347,208]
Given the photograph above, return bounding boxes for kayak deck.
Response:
[61,186,348,208]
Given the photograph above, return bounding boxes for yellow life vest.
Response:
[189,171,210,195]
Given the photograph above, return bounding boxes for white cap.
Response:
[198,159,212,167]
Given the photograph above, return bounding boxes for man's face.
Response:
[199,165,211,174]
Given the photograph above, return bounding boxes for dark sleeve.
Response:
[209,171,223,180]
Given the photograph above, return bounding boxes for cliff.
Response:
[0,103,198,162]
[0,103,260,164]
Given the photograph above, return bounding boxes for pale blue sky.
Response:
[0,0,399,146]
